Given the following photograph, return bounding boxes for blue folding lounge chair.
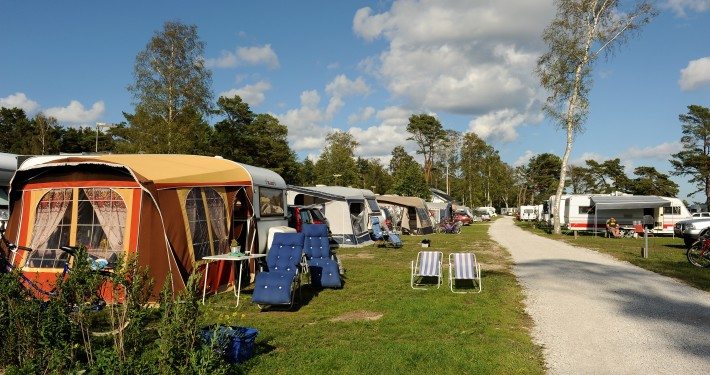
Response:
[252,232,305,308]
[449,252,482,293]
[410,251,443,289]
[371,216,403,248]
[302,224,342,288]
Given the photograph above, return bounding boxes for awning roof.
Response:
[590,195,670,210]
[377,194,427,209]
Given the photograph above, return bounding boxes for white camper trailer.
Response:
[519,205,538,221]
[564,194,691,235]
[545,194,570,226]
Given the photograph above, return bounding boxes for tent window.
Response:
[366,198,379,212]
[186,187,227,260]
[349,202,366,234]
[27,188,127,269]
[186,188,211,260]
[27,189,73,268]
[76,189,126,264]
[663,206,681,215]
[205,188,227,254]
[259,187,284,217]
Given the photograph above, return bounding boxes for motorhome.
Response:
[563,194,691,235]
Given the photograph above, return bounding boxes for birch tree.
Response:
[536,0,655,234]
[127,21,212,154]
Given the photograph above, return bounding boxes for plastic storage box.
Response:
[201,325,258,363]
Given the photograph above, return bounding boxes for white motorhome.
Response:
[476,206,497,217]
[519,205,538,221]
[564,194,691,235]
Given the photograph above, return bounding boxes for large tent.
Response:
[376,195,433,235]
[4,154,287,298]
[287,186,375,247]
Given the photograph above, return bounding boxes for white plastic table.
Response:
[201,253,267,307]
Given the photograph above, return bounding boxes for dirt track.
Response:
[490,216,710,374]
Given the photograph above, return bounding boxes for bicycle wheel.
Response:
[686,243,710,268]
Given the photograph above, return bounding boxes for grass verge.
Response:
[201,223,545,374]
[515,221,710,291]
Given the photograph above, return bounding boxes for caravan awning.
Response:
[590,196,670,210]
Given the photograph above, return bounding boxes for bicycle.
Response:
[0,227,129,336]
[687,228,710,268]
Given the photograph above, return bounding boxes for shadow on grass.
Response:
[517,258,710,360]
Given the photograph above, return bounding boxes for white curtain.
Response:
[30,189,72,250]
[85,188,126,252]
[205,188,228,254]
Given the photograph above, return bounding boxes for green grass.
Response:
[515,221,710,291]
[201,223,545,374]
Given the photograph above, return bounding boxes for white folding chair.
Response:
[411,251,443,289]
[449,252,482,293]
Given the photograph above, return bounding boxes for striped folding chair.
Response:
[410,251,443,289]
[448,252,482,293]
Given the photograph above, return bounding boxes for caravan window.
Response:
[258,187,284,217]
[27,188,127,269]
[185,188,227,260]
[663,206,681,215]
[578,206,593,214]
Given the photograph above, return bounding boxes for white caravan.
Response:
[545,194,570,226]
[519,205,538,221]
[564,194,691,235]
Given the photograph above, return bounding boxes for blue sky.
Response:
[1,0,709,201]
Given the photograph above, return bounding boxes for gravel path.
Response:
[490,216,710,374]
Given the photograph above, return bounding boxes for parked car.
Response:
[454,211,473,225]
[674,217,710,247]
[287,204,330,233]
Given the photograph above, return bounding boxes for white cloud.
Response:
[619,142,683,160]
[219,81,272,106]
[44,100,105,123]
[469,108,542,142]
[206,44,280,69]
[348,106,415,159]
[0,92,39,113]
[679,57,710,91]
[325,75,371,98]
[663,0,710,16]
[276,90,332,152]
[570,152,605,166]
[353,0,554,142]
[348,106,376,124]
[514,150,535,166]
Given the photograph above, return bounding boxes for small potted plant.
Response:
[230,239,241,254]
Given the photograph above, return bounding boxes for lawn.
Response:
[201,223,545,374]
[515,221,710,292]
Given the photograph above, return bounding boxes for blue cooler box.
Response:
[201,325,258,363]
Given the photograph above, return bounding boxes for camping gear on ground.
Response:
[410,251,443,289]
[376,195,434,235]
[287,186,378,247]
[448,252,482,293]
[252,232,305,308]
[201,325,258,363]
[302,224,342,288]
[371,216,403,248]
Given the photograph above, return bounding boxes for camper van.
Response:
[563,194,691,235]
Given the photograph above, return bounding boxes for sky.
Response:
[1,0,709,202]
